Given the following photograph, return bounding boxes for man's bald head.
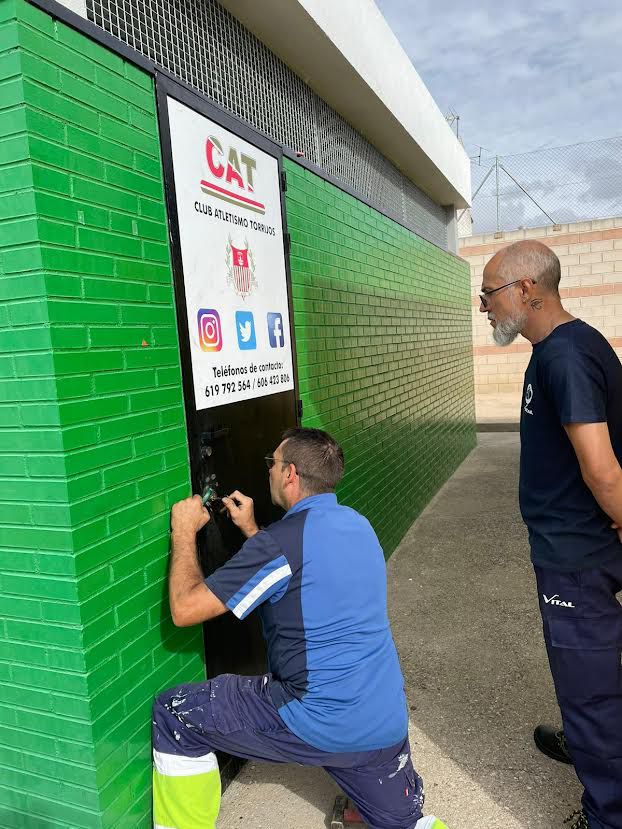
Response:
[488,240,561,295]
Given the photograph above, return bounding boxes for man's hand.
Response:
[171,495,210,538]
[611,522,622,544]
[222,490,259,538]
[168,495,227,626]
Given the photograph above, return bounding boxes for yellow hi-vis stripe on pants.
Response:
[153,750,221,829]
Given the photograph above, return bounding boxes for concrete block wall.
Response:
[461,218,622,421]
[286,159,476,555]
[0,3,204,826]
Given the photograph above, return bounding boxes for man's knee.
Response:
[152,684,195,754]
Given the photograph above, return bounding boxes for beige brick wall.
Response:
[459,217,622,421]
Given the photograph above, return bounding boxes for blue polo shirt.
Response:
[520,319,622,571]
[205,493,408,753]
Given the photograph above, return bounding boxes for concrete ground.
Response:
[217,433,582,828]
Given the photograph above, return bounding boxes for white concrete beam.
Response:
[219,0,471,208]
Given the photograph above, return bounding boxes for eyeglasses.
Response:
[264,456,290,470]
[479,279,527,308]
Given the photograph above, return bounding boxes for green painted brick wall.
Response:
[0,3,204,827]
[285,159,476,555]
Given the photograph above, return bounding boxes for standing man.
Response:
[152,427,447,829]
[480,240,622,829]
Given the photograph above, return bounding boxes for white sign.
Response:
[167,97,295,410]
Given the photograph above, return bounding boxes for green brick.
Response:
[1,593,42,619]
[66,123,133,168]
[40,246,115,276]
[95,65,154,112]
[56,18,125,74]
[124,345,178,369]
[5,618,82,647]
[53,350,124,375]
[64,439,133,477]
[1,242,44,273]
[49,326,89,350]
[138,196,165,222]
[18,22,96,83]
[104,163,162,199]
[123,61,152,92]
[0,187,35,220]
[98,411,159,442]
[83,278,148,304]
[115,257,170,282]
[0,105,26,137]
[100,113,158,156]
[17,1,55,35]
[31,161,71,195]
[74,530,140,583]
[0,403,21,425]
[133,152,162,180]
[0,2,17,26]
[61,71,127,121]
[93,368,155,395]
[78,226,141,258]
[0,454,27,475]
[142,239,170,263]
[69,482,136,526]
[73,177,139,213]
[60,395,128,426]
[30,136,106,181]
[0,215,38,247]
[0,131,28,163]
[134,425,186,455]
[34,191,103,227]
[121,304,173,325]
[22,78,99,133]
[19,50,61,90]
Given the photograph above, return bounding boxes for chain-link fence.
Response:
[460,134,622,236]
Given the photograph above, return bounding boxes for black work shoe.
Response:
[533,724,572,764]
[563,809,589,829]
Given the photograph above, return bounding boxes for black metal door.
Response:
[156,74,299,785]
[195,392,296,679]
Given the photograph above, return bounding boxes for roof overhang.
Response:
[218,0,471,208]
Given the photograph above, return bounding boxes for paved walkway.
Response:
[218,434,582,828]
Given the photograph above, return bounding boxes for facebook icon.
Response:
[267,312,285,348]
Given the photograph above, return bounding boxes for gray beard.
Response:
[492,311,527,346]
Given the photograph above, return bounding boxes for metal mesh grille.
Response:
[467,135,622,235]
[86,0,449,249]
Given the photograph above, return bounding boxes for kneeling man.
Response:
[153,427,446,829]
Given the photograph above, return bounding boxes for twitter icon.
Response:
[235,310,256,350]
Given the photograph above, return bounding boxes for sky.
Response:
[374,0,621,160]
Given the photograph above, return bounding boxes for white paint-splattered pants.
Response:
[153,673,424,829]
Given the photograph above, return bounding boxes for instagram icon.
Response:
[197,308,222,351]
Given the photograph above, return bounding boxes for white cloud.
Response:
[374,0,621,155]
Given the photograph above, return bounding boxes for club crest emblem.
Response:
[225,236,257,299]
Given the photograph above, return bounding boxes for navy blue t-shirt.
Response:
[519,319,622,571]
[205,493,408,753]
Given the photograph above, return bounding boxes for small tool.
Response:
[201,485,225,514]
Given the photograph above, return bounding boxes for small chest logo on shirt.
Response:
[524,383,534,416]
[543,593,575,608]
